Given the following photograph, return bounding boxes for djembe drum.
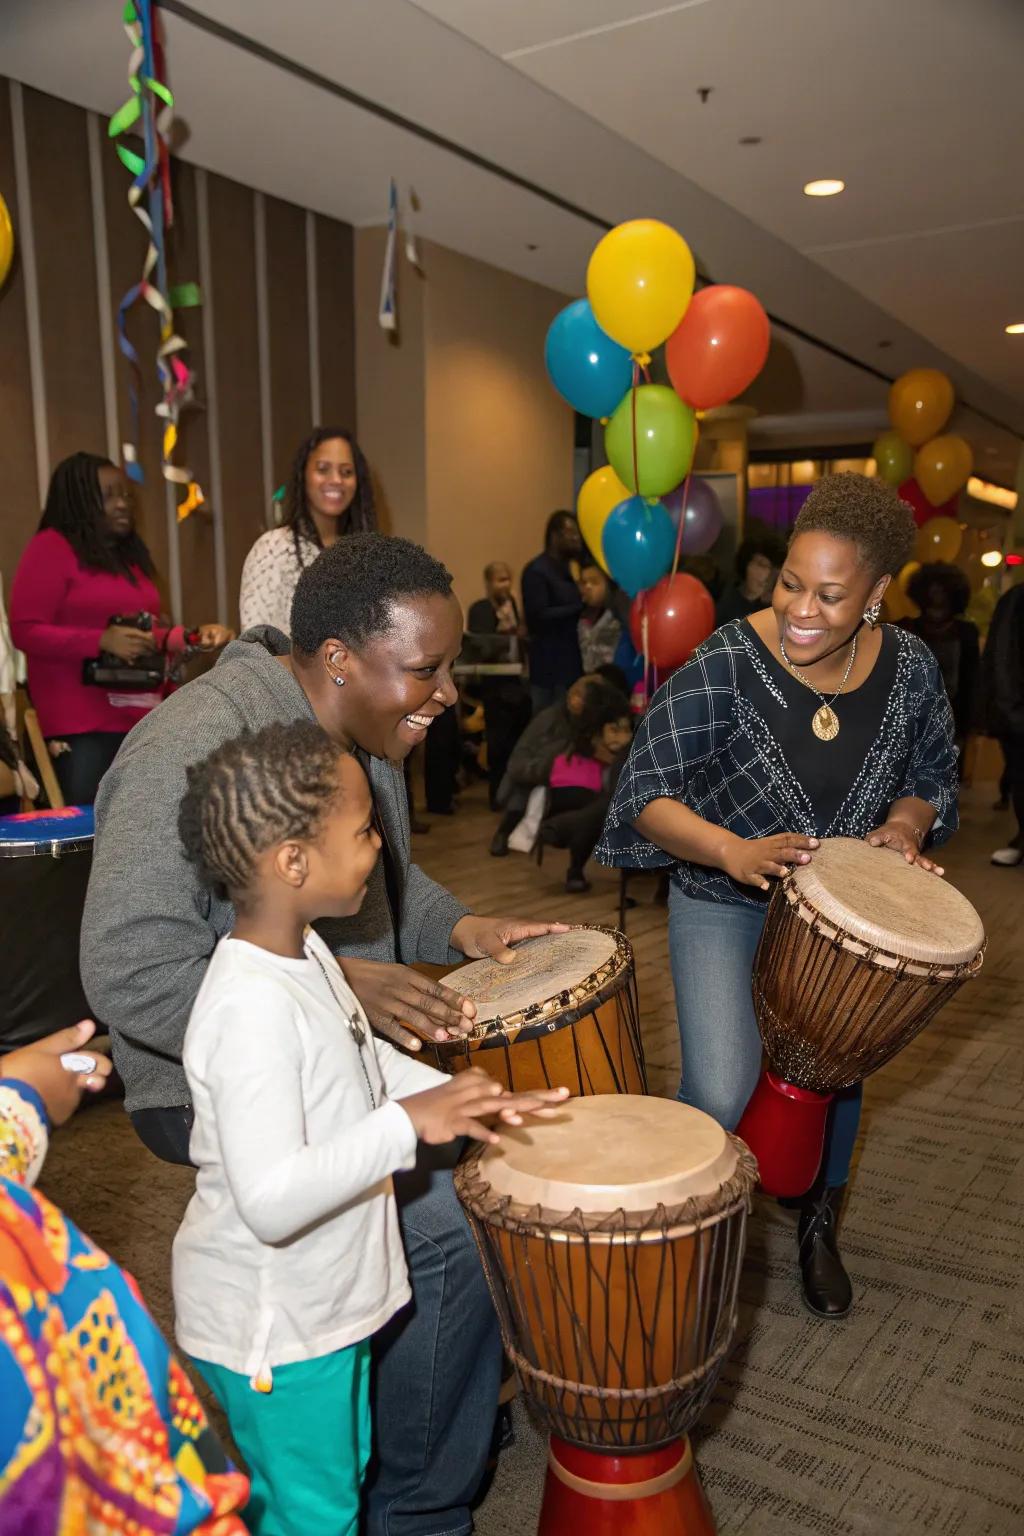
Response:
[737,837,985,1195]
[455,1095,757,1534]
[431,927,646,1097]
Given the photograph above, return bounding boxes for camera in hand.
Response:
[83,612,165,690]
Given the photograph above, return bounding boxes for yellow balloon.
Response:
[914,434,973,508]
[0,194,13,290]
[897,560,920,595]
[888,368,954,448]
[914,515,962,564]
[577,464,629,573]
[587,219,695,354]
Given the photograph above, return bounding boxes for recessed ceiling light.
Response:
[981,550,1004,568]
[1006,322,1024,334]
[878,340,892,349]
[803,179,845,197]
[739,135,762,146]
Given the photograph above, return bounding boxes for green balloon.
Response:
[873,430,913,486]
[605,385,697,498]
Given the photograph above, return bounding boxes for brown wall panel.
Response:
[207,173,261,629]
[23,89,106,471]
[100,108,168,587]
[264,195,311,487]
[316,214,356,433]
[166,159,217,627]
[0,79,42,584]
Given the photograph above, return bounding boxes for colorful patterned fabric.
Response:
[0,1080,248,1534]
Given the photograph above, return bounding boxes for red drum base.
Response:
[735,1070,833,1197]
[538,1437,716,1536]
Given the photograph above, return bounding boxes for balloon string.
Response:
[670,467,694,579]
[630,359,640,496]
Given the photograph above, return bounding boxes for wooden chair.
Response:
[21,704,64,810]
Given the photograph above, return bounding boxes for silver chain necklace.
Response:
[779,633,858,742]
[307,939,376,1110]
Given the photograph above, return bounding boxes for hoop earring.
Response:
[863,601,882,629]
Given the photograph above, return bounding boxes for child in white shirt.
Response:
[173,719,567,1536]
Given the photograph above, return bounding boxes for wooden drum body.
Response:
[432,927,646,1097]
[455,1096,757,1534]
[738,837,985,1195]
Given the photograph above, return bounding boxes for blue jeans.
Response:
[667,887,861,1187]
[366,1141,502,1536]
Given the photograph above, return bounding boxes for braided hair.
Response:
[285,427,376,574]
[178,720,345,903]
[39,452,155,579]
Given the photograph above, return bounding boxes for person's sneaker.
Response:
[991,845,1023,866]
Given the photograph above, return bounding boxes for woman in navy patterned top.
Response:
[598,475,958,1319]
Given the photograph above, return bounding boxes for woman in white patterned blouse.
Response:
[239,427,376,636]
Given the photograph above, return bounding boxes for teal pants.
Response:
[193,1342,371,1536]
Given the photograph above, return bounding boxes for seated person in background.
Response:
[0,1023,249,1534]
[577,562,626,673]
[541,684,634,893]
[900,562,979,769]
[489,672,600,856]
[174,721,565,1536]
[715,533,785,626]
[468,563,531,810]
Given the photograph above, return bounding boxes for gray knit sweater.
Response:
[80,628,469,1112]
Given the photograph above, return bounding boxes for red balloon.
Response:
[898,477,957,527]
[666,285,771,410]
[629,572,715,672]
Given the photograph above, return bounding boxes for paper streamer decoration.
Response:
[379,178,398,331]
[109,0,204,520]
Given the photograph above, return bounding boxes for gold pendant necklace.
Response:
[779,634,857,742]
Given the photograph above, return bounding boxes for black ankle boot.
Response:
[797,1181,852,1318]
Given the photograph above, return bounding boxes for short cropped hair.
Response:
[178,720,343,901]
[291,532,453,655]
[791,473,915,577]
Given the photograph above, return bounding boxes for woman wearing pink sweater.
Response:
[10,453,230,804]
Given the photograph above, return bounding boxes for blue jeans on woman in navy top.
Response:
[667,886,861,1187]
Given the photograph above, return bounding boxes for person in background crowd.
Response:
[468,563,531,809]
[715,532,786,625]
[173,722,566,1536]
[980,581,1024,867]
[577,561,626,673]
[239,427,376,635]
[9,453,230,805]
[540,683,633,893]
[81,532,568,1536]
[600,474,958,1320]
[900,563,979,770]
[488,672,601,857]
[0,1020,250,1534]
[522,511,583,713]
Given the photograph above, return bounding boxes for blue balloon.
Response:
[544,299,633,419]
[602,496,676,598]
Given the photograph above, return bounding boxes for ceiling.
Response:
[4,0,1022,480]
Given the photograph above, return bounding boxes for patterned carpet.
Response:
[39,785,1024,1534]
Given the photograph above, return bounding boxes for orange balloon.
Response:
[914,434,973,508]
[914,516,962,564]
[888,369,954,447]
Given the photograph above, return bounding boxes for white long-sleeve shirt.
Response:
[173,928,445,1383]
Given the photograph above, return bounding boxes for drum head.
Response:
[0,806,95,856]
[478,1095,738,1215]
[788,836,984,966]
[442,928,623,1029]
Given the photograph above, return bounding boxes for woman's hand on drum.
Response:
[451,915,571,965]
[1,1021,112,1126]
[720,832,819,892]
[339,957,476,1050]
[865,822,944,875]
[400,1069,570,1146]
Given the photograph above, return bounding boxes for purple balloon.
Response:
[662,477,723,556]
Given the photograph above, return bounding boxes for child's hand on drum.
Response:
[721,832,818,892]
[400,1069,570,1146]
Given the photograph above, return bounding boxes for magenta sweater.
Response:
[9,529,182,736]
